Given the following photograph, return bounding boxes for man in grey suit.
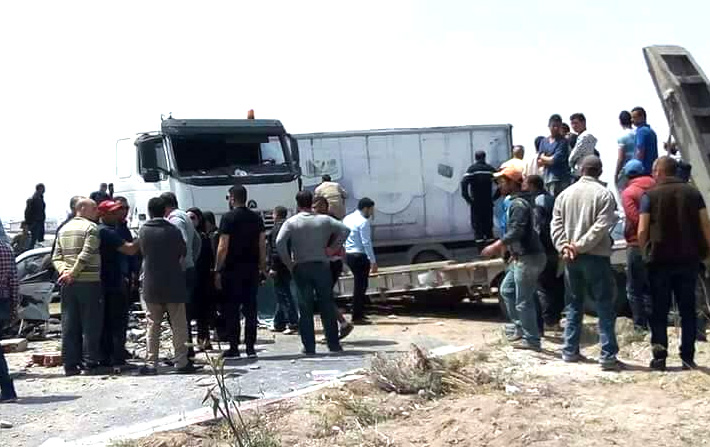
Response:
[139,197,201,375]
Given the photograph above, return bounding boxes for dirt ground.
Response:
[116,309,710,447]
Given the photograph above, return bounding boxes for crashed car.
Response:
[11,247,58,336]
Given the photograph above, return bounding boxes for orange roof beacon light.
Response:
[247,109,255,120]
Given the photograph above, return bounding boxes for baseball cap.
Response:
[97,200,123,215]
[623,159,644,177]
[494,165,524,183]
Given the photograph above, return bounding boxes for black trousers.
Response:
[470,197,493,241]
[222,268,259,353]
[61,282,103,369]
[100,284,129,366]
[537,253,565,325]
[346,253,370,321]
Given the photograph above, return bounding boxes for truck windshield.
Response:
[171,133,288,175]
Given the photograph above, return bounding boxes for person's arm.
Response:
[168,214,189,244]
[67,225,100,279]
[500,199,527,246]
[275,220,294,271]
[553,139,570,170]
[117,240,140,256]
[635,130,646,161]
[259,231,267,273]
[191,227,202,263]
[460,175,474,205]
[615,145,626,179]
[550,196,567,253]
[574,193,618,253]
[213,234,229,290]
[621,189,639,239]
[700,210,710,257]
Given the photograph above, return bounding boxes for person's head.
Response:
[622,159,645,179]
[97,200,124,224]
[619,110,632,128]
[321,174,332,183]
[147,197,166,219]
[20,221,28,232]
[522,174,545,193]
[570,113,586,134]
[631,107,647,127]
[36,183,45,194]
[296,190,314,211]
[358,197,376,218]
[159,192,179,213]
[534,136,545,152]
[548,114,563,137]
[561,123,571,136]
[652,156,678,181]
[203,211,217,232]
[512,145,524,160]
[494,166,523,195]
[186,207,205,232]
[228,184,248,208]
[99,183,108,193]
[75,198,98,221]
[580,155,603,178]
[113,196,129,220]
[108,183,114,193]
[68,195,83,217]
[313,196,329,215]
[474,151,487,162]
[272,206,288,222]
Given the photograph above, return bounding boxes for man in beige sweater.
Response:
[551,155,619,370]
[314,175,348,220]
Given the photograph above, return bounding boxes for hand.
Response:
[269,269,277,278]
[561,243,577,262]
[325,247,339,257]
[481,240,503,257]
[214,272,222,291]
[58,271,75,285]
[370,263,378,274]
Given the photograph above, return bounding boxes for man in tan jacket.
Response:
[314,175,348,220]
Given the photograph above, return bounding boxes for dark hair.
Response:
[148,197,166,219]
[534,136,545,151]
[570,113,586,123]
[296,190,314,209]
[69,195,82,211]
[474,151,486,161]
[108,183,114,188]
[548,114,562,126]
[36,183,45,191]
[358,197,375,210]
[322,174,332,182]
[313,196,329,211]
[631,106,647,120]
[274,206,288,219]
[561,123,570,131]
[619,110,632,127]
[159,192,178,209]
[100,183,108,188]
[113,195,128,205]
[186,207,205,232]
[526,174,545,191]
[203,211,216,227]
[229,184,247,204]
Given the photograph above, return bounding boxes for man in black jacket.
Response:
[461,151,496,241]
[24,183,46,250]
[482,166,546,351]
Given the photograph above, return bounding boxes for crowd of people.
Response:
[0,173,378,400]
[470,108,709,371]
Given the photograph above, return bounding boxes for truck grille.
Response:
[260,210,275,230]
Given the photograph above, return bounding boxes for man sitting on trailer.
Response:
[315,175,348,221]
[482,166,546,351]
[461,150,496,241]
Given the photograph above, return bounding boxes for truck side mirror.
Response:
[142,170,161,183]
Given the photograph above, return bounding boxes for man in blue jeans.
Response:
[551,155,619,370]
[638,156,710,370]
[482,166,545,351]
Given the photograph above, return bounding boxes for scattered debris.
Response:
[1,338,28,353]
[0,420,13,429]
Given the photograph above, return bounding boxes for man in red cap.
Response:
[482,166,545,351]
[97,200,141,370]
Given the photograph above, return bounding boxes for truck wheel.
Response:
[412,250,446,264]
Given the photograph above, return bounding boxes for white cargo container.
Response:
[295,125,513,266]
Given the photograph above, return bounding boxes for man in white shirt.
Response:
[568,113,598,176]
[343,198,377,325]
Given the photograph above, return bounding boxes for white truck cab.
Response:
[114,117,301,230]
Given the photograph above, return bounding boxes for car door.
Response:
[17,250,56,321]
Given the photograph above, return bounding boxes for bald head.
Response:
[512,145,524,159]
[580,155,603,178]
[75,198,98,221]
[653,156,678,180]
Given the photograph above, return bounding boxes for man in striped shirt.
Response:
[52,198,104,376]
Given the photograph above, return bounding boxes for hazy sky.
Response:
[2,0,709,220]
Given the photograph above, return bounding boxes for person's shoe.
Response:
[562,353,583,363]
[221,349,241,359]
[317,337,327,345]
[650,358,667,371]
[329,345,344,353]
[352,317,372,326]
[0,396,18,404]
[174,363,204,374]
[682,359,698,370]
[139,365,158,376]
[82,367,106,376]
[64,366,82,377]
[506,333,523,342]
[282,328,297,335]
[339,322,354,340]
[270,327,286,333]
[301,348,316,356]
[600,360,622,372]
[697,331,708,342]
[246,349,258,359]
[511,341,541,352]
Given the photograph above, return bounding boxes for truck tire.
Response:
[412,250,447,264]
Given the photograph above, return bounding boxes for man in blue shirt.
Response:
[537,114,571,198]
[343,198,377,325]
[631,106,658,175]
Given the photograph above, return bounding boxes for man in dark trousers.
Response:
[139,197,200,375]
[276,191,350,354]
[461,151,496,241]
[96,200,141,369]
[343,198,377,324]
[214,184,267,359]
[638,156,710,370]
[25,183,46,249]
